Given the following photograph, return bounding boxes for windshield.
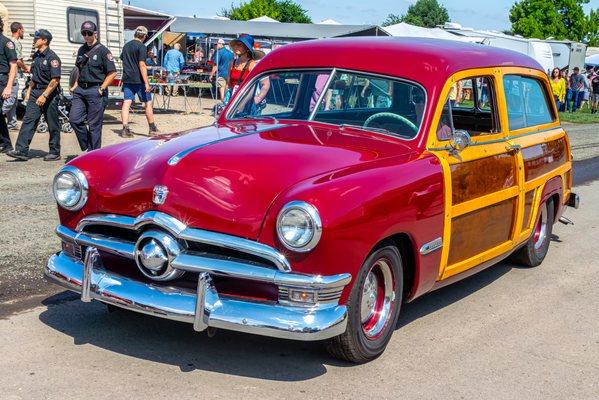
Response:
[227,69,426,139]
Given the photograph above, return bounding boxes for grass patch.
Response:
[559,107,599,124]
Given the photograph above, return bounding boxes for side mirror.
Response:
[449,130,471,154]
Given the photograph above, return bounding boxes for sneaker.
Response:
[43,153,61,161]
[148,124,160,137]
[0,146,13,154]
[6,150,29,161]
[121,126,134,138]
[7,124,18,131]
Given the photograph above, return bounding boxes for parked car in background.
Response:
[45,37,579,363]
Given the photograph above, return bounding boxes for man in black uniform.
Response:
[7,30,61,161]
[69,21,117,151]
[0,17,18,154]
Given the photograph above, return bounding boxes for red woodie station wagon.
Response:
[46,38,578,363]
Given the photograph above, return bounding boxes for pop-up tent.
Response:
[382,22,472,41]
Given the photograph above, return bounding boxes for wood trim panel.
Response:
[448,198,516,265]
[450,153,517,204]
[521,190,535,231]
[522,138,567,181]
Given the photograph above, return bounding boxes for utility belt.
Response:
[78,82,100,89]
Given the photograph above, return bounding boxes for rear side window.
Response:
[67,8,99,44]
[503,75,555,130]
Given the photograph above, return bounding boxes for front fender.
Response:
[257,153,445,304]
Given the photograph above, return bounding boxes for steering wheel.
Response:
[364,112,418,134]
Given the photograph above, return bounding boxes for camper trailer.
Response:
[443,24,555,73]
[2,0,124,98]
[546,40,587,71]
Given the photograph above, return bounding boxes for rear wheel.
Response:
[511,199,554,267]
[327,245,403,363]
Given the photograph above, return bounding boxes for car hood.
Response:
[73,122,416,239]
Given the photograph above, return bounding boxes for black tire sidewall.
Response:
[347,246,403,358]
[528,200,555,265]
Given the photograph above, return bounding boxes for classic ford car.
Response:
[45,38,579,363]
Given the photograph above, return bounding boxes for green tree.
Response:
[382,0,450,28]
[586,8,599,46]
[220,0,312,23]
[509,0,590,41]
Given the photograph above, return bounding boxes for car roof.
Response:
[253,37,544,88]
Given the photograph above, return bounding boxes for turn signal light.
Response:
[289,289,316,304]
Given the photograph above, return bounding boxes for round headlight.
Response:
[53,166,88,211]
[276,201,322,252]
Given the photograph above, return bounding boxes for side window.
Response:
[503,75,555,130]
[67,8,99,44]
[436,76,500,140]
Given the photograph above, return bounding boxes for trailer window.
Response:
[67,8,99,44]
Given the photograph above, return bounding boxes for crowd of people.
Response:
[0,19,265,162]
[549,66,599,114]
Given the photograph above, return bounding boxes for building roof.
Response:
[170,17,387,39]
[253,37,543,90]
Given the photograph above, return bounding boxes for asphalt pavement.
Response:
[0,122,598,399]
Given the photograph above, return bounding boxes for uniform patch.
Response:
[6,41,14,49]
[43,60,47,65]
[93,55,97,61]
[51,59,59,68]
[107,53,114,61]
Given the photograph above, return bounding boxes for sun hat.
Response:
[230,33,255,58]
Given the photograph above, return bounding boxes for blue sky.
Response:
[129,0,599,31]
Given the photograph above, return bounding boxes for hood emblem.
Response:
[153,185,169,205]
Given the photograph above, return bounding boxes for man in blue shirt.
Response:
[208,38,234,101]
[163,43,185,96]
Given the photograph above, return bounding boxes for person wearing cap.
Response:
[7,29,62,161]
[227,34,269,110]
[208,38,233,102]
[0,17,18,154]
[69,20,117,151]
[119,25,158,138]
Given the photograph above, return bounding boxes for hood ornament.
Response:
[153,185,169,205]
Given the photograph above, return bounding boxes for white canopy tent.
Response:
[586,53,599,66]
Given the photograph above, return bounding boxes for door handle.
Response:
[506,143,521,154]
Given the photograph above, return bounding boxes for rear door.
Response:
[427,69,523,280]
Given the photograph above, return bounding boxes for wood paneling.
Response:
[522,138,567,181]
[521,190,535,231]
[451,154,517,204]
[448,198,516,265]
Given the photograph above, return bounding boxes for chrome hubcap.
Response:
[533,203,548,251]
[360,259,395,339]
[140,239,168,272]
[360,271,379,323]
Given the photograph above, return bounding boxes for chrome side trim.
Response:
[57,225,136,259]
[419,237,443,255]
[76,211,292,272]
[45,252,348,341]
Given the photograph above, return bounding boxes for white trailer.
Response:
[1,0,124,97]
[546,40,587,71]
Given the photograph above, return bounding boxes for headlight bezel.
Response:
[53,166,88,211]
[276,201,322,252]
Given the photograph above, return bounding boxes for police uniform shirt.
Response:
[76,42,116,85]
[31,47,61,90]
[0,33,17,75]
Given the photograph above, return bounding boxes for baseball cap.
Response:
[80,21,97,33]
[34,29,53,42]
[217,38,225,45]
[135,26,148,36]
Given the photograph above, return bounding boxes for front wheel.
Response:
[511,199,554,267]
[327,245,403,363]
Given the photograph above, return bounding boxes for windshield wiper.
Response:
[339,123,392,136]
[241,115,279,124]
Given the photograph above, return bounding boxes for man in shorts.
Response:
[120,25,157,137]
[591,67,599,115]
[208,38,234,102]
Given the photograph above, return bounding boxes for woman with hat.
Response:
[226,34,269,109]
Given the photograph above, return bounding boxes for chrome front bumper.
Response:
[45,250,349,341]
